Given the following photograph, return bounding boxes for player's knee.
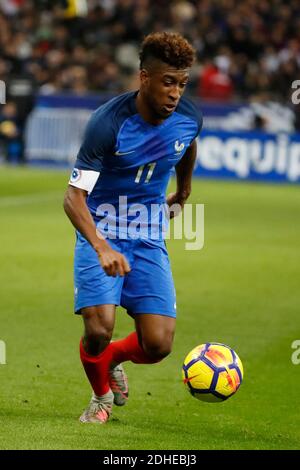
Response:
[143,339,172,361]
[84,327,112,356]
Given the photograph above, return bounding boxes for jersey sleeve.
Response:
[196,111,203,138]
[74,109,115,170]
[190,103,203,141]
[177,96,203,142]
[69,108,115,193]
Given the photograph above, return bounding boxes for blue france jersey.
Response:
[73,91,202,239]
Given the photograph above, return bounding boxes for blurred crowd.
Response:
[0,0,300,102]
[1,0,300,161]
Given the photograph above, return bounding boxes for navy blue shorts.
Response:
[74,232,176,318]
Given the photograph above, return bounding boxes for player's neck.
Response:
[135,91,164,126]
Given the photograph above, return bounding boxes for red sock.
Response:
[109,331,161,365]
[79,339,112,397]
[80,332,160,397]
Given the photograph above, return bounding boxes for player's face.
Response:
[141,64,189,119]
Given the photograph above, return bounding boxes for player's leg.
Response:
[108,314,175,366]
[80,304,116,392]
[79,304,116,423]
[108,238,176,366]
[81,304,115,356]
[134,313,176,361]
[74,232,127,421]
[80,303,129,403]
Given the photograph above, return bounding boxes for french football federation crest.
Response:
[175,140,185,153]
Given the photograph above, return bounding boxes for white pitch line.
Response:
[0,191,63,207]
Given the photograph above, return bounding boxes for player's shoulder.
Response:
[176,95,203,130]
[76,91,137,164]
[91,91,137,129]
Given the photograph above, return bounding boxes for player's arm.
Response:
[63,185,130,277]
[167,139,197,218]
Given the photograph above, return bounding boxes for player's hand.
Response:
[96,246,131,277]
[166,192,189,219]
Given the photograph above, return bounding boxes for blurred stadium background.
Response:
[1,0,300,180]
[0,0,300,451]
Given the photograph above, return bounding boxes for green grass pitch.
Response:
[0,166,299,450]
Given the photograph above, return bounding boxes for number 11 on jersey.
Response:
[135,162,157,184]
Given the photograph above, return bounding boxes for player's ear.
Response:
[140,69,149,86]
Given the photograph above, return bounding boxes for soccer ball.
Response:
[182,342,243,402]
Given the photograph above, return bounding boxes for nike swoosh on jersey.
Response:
[114,149,136,156]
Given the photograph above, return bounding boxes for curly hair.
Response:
[139,32,195,70]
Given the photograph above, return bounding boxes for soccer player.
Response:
[63,32,203,423]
